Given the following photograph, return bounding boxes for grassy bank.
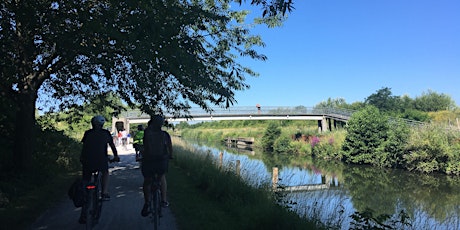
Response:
[168,137,321,230]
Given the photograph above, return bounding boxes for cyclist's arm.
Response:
[165,132,173,159]
[107,132,119,161]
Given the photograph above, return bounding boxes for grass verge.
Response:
[168,138,321,230]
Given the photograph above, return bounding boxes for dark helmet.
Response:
[137,124,144,130]
[148,115,164,128]
[91,115,106,128]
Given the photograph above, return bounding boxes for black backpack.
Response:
[143,130,169,161]
[67,178,84,208]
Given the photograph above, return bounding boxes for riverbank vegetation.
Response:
[176,88,460,176]
[169,137,321,230]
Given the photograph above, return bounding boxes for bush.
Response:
[405,125,457,174]
[342,106,389,164]
[375,119,410,168]
[273,135,294,154]
[261,122,281,152]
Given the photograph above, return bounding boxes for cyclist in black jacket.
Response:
[141,115,173,217]
[80,115,120,200]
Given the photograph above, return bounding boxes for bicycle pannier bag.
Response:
[68,178,84,208]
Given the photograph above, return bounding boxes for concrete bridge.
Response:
[272,167,339,192]
[111,106,354,134]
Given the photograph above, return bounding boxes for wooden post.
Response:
[219,152,223,169]
[272,167,279,190]
[236,160,240,176]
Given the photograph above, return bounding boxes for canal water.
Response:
[182,138,460,230]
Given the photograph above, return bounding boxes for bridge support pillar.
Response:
[318,117,329,132]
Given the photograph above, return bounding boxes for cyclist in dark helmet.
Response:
[141,115,173,217]
[80,115,120,199]
[79,115,120,223]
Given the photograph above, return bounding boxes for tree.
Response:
[261,122,281,152]
[1,0,292,171]
[314,97,348,109]
[413,90,456,112]
[365,87,400,112]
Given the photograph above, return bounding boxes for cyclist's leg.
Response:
[160,175,168,206]
[133,144,139,159]
[143,177,153,203]
[160,159,169,206]
[141,177,152,216]
[141,162,154,216]
[99,161,110,200]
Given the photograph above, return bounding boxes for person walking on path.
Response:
[141,115,173,217]
[79,115,120,223]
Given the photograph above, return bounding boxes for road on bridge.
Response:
[30,145,177,230]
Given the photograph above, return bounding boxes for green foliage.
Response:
[404,126,457,174]
[342,106,389,164]
[312,136,343,160]
[375,120,410,168]
[261,122,281,152]
[365,87,400,112]
[413,90,456,112]
[399,109,430,122]
[0,126,80,229]
[315,97,348,109]
[273,135,294,154]
[1,0,291,172]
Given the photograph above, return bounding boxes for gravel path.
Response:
[30,145,178,230]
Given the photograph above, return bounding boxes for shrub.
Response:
[273,135,294,154]
[375,119,410,168]
[261,122,281,152]
[342,106,389,164]
[404,125,449,173]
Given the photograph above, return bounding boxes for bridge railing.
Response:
[122,106,357,120]
[120,106,460,132]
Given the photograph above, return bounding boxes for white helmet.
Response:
[91,115,106,128]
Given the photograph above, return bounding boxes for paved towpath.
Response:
[30,145,177,230]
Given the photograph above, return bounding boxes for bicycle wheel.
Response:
[85,191,94,230]
[94,175,103,222]
[151,189,161,230]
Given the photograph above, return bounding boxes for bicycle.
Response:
[83,170,103,230]
[148,174,163,230]
[82,158,118,230]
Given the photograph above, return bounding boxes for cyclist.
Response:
[141,115,173,217]
[133,124,145,161]
[79,115,120,223]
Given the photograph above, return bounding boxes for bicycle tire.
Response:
[85,190,94,230]
[151,188,161,230]
[95,174,103,222]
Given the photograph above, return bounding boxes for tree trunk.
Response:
[13,91,37,172]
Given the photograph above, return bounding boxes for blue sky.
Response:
[232,0,460,107]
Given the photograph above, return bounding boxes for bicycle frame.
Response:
[149,174,162,230]
[84,171,103,230]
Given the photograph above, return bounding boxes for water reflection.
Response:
[184,138,460,230]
